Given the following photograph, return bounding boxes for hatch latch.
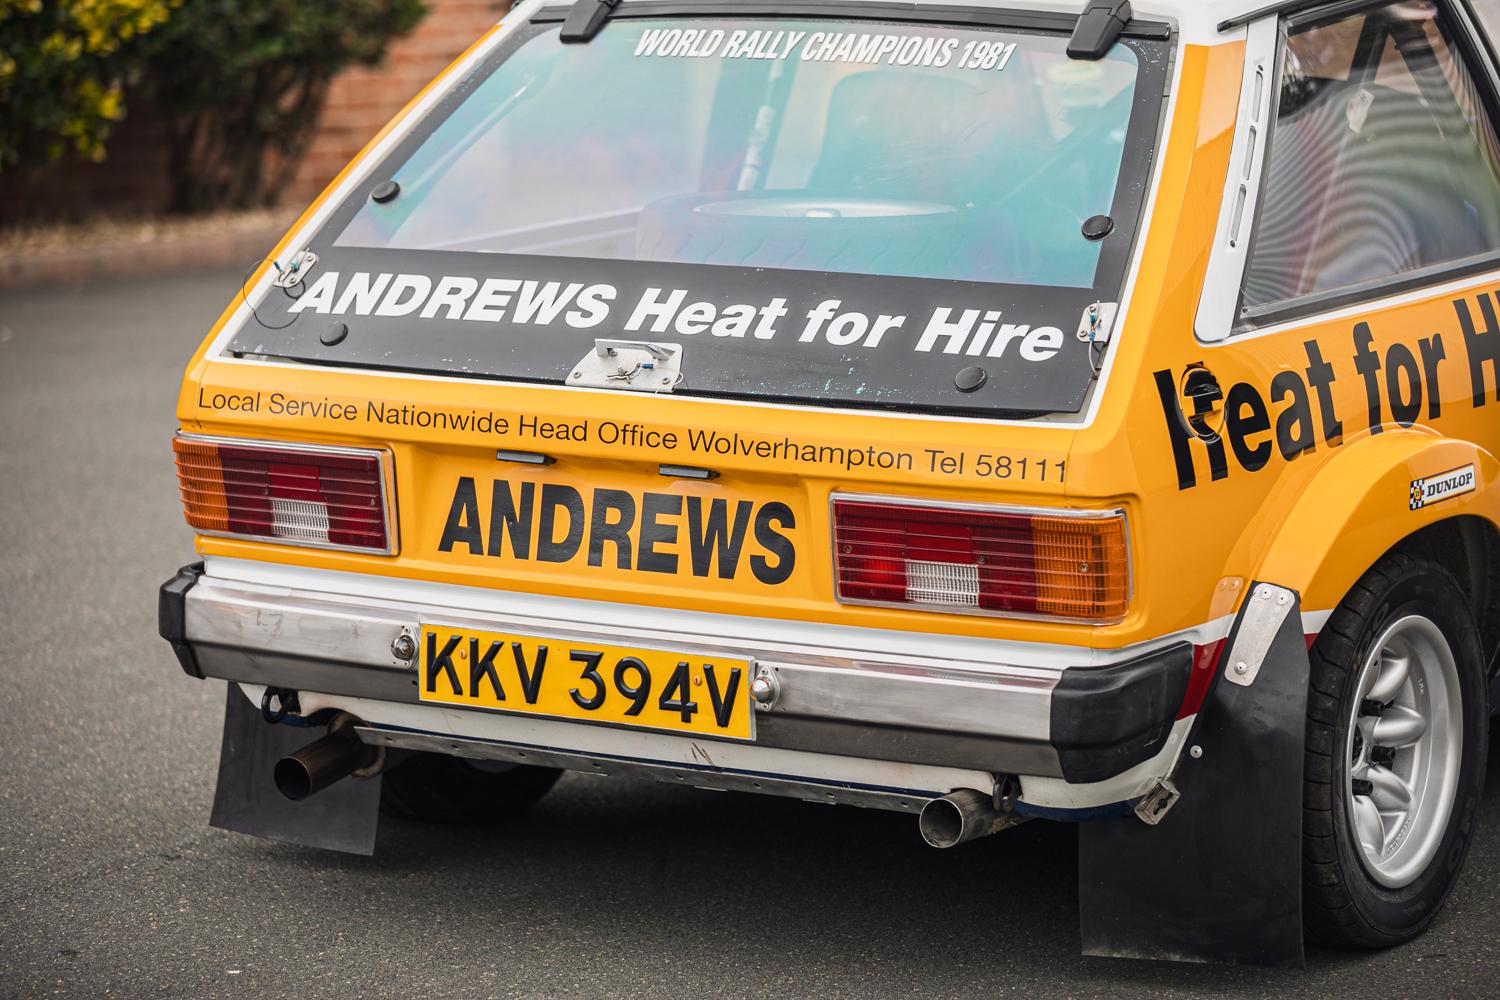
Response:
[1076,301,1119,345]
[569,339,683,392]
[272,249,318,289]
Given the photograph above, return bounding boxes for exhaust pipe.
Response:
[274,716,381,801]
[919,788,1024,848]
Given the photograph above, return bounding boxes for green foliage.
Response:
[142,0,427,211]
[0,0,177,171]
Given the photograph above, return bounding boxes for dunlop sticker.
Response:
[1409,465,1476,510]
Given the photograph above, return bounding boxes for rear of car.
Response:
[165,0,1190,820]
[156,0,1500,967]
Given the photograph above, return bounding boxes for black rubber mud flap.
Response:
[1078,583,1309,966]
[209,685,381,855]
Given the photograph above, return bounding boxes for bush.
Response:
[0,0,177,171]
[142,0,426,212]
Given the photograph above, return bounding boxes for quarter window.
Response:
[1241,0,1500,314]
[1471,0,1500,43]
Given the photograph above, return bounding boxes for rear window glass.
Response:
[338,19,1141,289]
[229,15,1170,418]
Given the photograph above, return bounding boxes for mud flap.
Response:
[209,685,382,855]
[1078,583,1308,966]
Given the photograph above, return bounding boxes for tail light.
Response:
[173,433,396,554]
[832,495,1129,624]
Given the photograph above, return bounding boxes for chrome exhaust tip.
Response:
[273,716,381,801]
[919,788,1022,848]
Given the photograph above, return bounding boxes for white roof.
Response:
[518,0,1272,46]
[907,0,1262,44]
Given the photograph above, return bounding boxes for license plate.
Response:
[417,624,755,740]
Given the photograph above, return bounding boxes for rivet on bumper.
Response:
[391,628,418,666]
[750,666,780,710]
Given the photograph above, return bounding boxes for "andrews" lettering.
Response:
[438,478,797,585]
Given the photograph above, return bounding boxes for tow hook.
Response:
[260,687,300,724]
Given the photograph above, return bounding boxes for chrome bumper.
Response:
[161,561,1192,787]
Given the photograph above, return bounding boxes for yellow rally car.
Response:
[159,0,1500,965]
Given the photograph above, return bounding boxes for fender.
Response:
[1248,430,1499,616]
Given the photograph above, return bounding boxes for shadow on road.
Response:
[220,718,1500,994]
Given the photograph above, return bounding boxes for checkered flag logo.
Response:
[1410,479,1427,510]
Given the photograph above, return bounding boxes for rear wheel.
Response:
[381,752,562,825]
[1304,553,1489,947]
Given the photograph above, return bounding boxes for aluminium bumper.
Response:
[160,562,1190,788]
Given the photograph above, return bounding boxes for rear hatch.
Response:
[229,4,1171,418]
[201,4,1170,631]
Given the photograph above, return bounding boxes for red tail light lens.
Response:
[832,496,1129,623]
[173,434,395,554]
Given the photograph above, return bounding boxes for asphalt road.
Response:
[1,269,1497,999]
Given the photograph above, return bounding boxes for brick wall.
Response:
[3,0,509,225]
[2,107,176,225]
[282,0,510,206]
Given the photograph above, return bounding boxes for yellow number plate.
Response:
[417,625,754,740]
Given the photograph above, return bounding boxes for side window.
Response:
[1472,0,1500,42]
[1241,0,1500,315]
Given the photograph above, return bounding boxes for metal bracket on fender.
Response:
[1078,582,1309,966]
[208,685,382,855]
[1222,583,1296,687]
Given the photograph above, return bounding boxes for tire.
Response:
[1304,552,1490,947]
[380,752,562,825]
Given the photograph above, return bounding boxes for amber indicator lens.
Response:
[173,435,391,553]
[832,498,1128,623]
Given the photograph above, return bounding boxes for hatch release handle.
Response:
[569,339,683,392]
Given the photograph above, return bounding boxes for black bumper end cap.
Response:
[1050,640,1194,783]
[159,562,205,678]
